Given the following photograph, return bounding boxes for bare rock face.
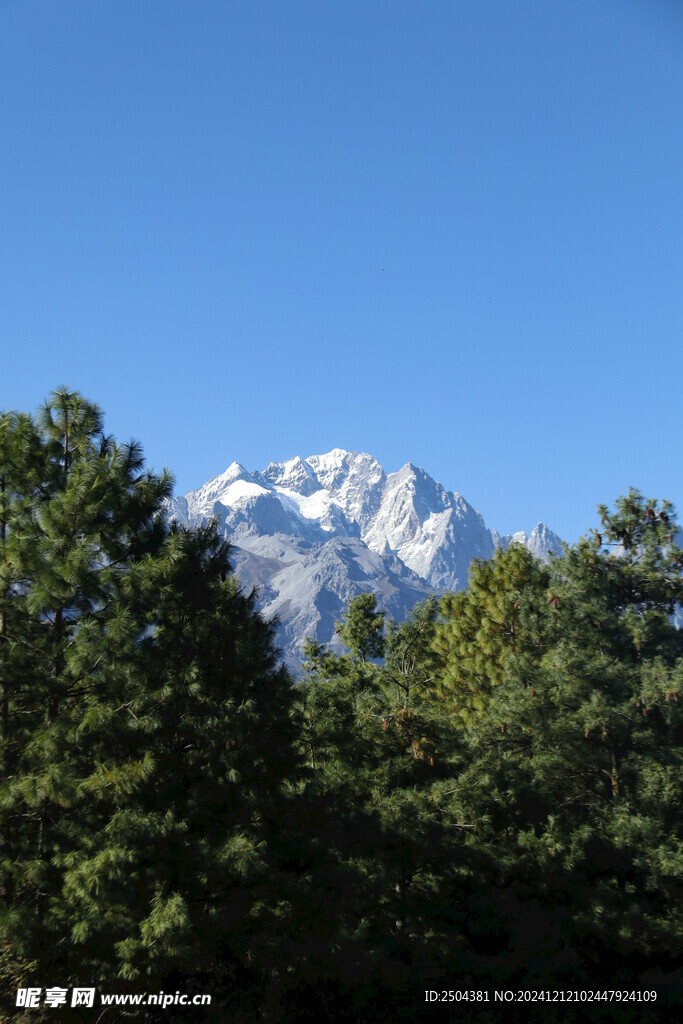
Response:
[168,450,560,673]
[362,463,494,590]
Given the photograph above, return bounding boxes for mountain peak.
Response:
[492,522,563,560]
[306,447,352,467]
[261,455,320,496]
[168,448,561,671]
[219,461,252,484]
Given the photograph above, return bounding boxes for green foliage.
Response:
[433,544,551,724]
[438,490,683,986]
[295,598,475,1002]
[285,497,683,1013]
[2,392,681,1019]
[0,390,299,1015]
[384,596,441,710]
[335,592,386,663]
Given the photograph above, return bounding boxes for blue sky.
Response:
[2,0,682,542]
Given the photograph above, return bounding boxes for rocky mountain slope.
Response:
[167,449,562,672]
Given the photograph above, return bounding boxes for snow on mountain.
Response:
[492,522,564,561]
[259,455,321,497]
[363,462,493,589]
[305,449,386,529]
[188,462,264,515]
[167,449,561,672]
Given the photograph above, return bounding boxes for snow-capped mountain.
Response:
[492,522,564,562]
[167,449,562,672]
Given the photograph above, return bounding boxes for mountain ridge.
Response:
[167,449,563,671]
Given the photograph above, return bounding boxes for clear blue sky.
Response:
[2,0,682,542]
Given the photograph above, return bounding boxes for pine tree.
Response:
[433,544,551,726]
[0,390,300,1017]
[444,491,683,988]
[384,596,440,712]
[293,597,472,1013]
[1,391,171,969]
[335,592,385,663]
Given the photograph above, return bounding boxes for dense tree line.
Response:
[1,392,681,1021]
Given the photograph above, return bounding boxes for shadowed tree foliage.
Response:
[2,392,681,1021]
[335,591,386,663]
[291,598,482,1019]
[434,491,683,995]
[432,544,552,725]
[0,390,300,1021]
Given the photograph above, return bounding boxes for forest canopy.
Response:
[0,391,681,1022]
